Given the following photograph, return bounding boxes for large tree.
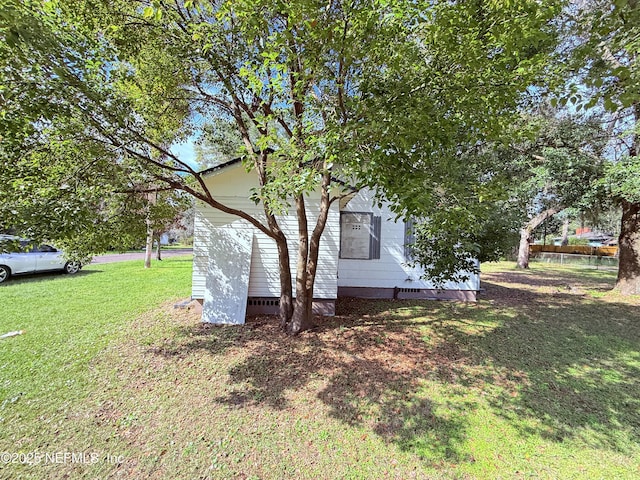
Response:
[3,0,387,333]
[2,0,563,332]
[562,0,640,293]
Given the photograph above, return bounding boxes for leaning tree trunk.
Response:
[302,172,332,326]
[516,207,562,269]
[516,227,533,269]
[616,200,640,295]
[263,209,293,325]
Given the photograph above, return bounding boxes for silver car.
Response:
[0,236,81,284]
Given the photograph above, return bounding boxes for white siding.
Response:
[192,166,340,300]
[338,189,480,291]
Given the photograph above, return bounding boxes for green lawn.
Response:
[1,260,639,479]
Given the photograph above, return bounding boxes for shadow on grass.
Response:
[456,281,640,452]
[149,268,640,462]
[151,307,473,462]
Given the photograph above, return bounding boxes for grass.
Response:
[0,257,193,477]
[1,260,639,479]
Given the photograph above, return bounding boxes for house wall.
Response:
[337,189,480,299]
[192,164,479,318]
[192,163,340,309]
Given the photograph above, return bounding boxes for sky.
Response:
[171,139,199,170]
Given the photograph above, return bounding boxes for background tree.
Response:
[144,189,192,267]
[0,121,146,261]
[398,108,608,271]
[558,212,572,246]
[510,112,608,268]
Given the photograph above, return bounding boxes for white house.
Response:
[192,160,480,324]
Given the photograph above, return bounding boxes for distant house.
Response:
[192,160,480,324]
[550,229,616,247]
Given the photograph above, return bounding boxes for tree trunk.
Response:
[516,207,562,269]
[289,290,314,334]
[560,217,570,246]
[615,200,640,295]
[288,194,314,335]
[144,226,153,269]
[615,103,640,294]
[262,206,293,326]
[285,171,333,334]
[144,189,155,269]
[274,232,294,324]
[516,227,532,269]
[303,172,332,322]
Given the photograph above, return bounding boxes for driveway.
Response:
[90,248,193,264]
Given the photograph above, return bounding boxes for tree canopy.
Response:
[2,0,577,329]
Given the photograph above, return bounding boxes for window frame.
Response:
[339,211,381,260]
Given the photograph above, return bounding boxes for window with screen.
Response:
[340,212,381,260]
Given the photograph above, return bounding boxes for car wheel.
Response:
[64,261,81,275]
[0,265,10,283]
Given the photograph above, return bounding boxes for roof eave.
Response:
[199,157,243,178]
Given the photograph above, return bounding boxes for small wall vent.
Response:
[247,298,280,307]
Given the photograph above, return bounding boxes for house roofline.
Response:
[199,148,276,177]
[198,153,360,204]
[199,157,242,177]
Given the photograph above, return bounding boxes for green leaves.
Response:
[142,1,163,20]
[605,157,640,204]
[563,1,640,115]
